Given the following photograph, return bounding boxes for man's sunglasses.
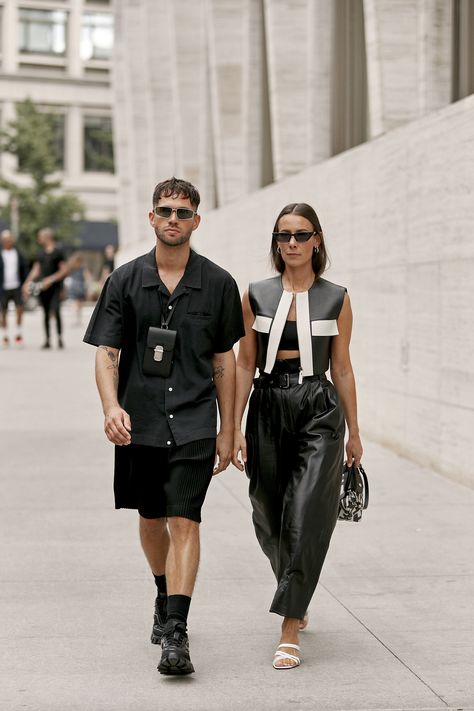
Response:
[153,206,196,220]
[273,231,316,243]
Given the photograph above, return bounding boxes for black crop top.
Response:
[278,320,298,350]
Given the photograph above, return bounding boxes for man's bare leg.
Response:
[166,517,200,596]
[140,516,170,645]
[139,516,169,575]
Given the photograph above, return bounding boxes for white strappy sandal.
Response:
[272,643,301,669]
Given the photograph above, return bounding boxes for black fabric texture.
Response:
[83,248,245,447]
[115,438,216,522]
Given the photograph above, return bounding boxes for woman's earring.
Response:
[277,246,281,254]
[314,246,320,254]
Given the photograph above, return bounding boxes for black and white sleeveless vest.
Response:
[248,275,346,376]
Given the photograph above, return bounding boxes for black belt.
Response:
[254,372,326,389]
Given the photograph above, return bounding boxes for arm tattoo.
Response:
[99,346,119,388]
[213,365,225,380]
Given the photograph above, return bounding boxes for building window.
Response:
[84,115,114,173]
[81,13,113,61]
[19,9,67,56]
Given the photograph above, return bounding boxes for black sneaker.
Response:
[151,593,167,645]
[157,619,195,675]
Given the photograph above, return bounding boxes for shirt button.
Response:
[168,305,172,310]
[168,387,173,392]
[169,414,174,419]
[166,440,171,446]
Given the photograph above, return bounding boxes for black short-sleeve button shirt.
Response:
[84,248,244,447]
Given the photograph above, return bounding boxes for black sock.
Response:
[166,594,191,625]
[153,574,167,597]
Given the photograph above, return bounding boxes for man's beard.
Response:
[154,227,192,247]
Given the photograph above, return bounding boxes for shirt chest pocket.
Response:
[185,295,212,320]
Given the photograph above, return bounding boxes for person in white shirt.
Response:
[0,230,27,347]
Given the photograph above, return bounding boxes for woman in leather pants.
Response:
[233,202,363,669]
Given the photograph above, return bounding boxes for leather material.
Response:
[278,320,298,350]
[248,275,346,375]
[245,374,345,619]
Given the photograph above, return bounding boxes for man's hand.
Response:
[232,430,247,472]
[213,429,233,475]
[104,406,131,445]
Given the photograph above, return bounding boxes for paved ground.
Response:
[1,305,473,711]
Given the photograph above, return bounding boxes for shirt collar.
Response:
[142,247,202,290]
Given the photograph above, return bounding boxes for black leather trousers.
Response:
[245,368,345,619]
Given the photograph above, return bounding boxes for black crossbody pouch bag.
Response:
[143,326,177,377]
[142,292,179,377]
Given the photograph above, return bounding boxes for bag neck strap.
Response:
[158,290,181,329]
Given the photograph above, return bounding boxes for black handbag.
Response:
[338,463,369,522]
[143,326,177,377]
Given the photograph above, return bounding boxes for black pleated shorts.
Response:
[114,439,216,522]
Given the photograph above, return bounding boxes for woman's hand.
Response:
[232,430,247,472]
[345,432,363,468]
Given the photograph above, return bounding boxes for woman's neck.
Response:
[281,266,315,293]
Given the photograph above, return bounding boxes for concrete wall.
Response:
[192,95,474,489]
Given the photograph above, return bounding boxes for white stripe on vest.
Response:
[252,315,272,333]
[311,319,339,336]
[263,290,293,374]
[296,292,313,376]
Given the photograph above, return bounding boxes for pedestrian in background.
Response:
[233,202,363,669]
[22,228,68,349]
[66,252,91,326]
[0,229,27,347]
[99,243,116,287]
[84,177,244,676]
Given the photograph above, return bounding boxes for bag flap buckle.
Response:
[154,345,164,362]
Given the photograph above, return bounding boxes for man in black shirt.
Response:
[22,228,68,349]
[84,177,244,676]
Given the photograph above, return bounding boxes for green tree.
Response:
[0,99,85,260]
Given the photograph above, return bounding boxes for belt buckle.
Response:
[279,373,290,389]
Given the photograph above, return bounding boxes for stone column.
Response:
[169,0,216,209]
[263,0,332,180]
[206,0,245,205]
[68,0,83,78]
[364,0,452,137]
[67,105,83,181]
[2,0,18,73]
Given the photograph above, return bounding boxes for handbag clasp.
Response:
[153,345,164,362]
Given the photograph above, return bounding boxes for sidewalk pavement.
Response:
[1,305,473,711]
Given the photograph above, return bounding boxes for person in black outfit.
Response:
[233,202,363,669]
[84,177,244,676]
[23,228,68,349]
[0,229,28,347]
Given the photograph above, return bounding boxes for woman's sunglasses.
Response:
[273,231,316,243]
